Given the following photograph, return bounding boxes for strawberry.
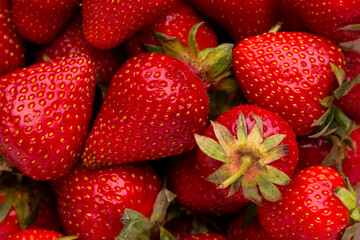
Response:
[187,0,279,42]
[0,0,25,77]
[167,151,246,215]
[279,0,360,43]
[233,32,346,136]
[82,0,177,50]
[0,54,97,180]
[194,104,298,204]
[257,166,354,239]
[55,162,161,240]
[0,175,61,239]
[34,17,126,86]
[123,0,218,57]
[11,0,80,44]
[182,232,228,240]
[334,49,360,122]
[9,229,67,240]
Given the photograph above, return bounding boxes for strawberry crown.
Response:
[194,111,290,204]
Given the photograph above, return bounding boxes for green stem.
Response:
[220,155,252,189]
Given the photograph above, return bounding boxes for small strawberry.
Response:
[35,17,126,86]
[0,0,25,77]
[55,162,162,240]
[233,31,346,136]
[279,0,360,43]
[194,104,298,204]
[182,232,228,240]
[167,151,246,215]
[81,24,234,168]
[82,0,177,50]
[0,175,61,239]
[187,0,279,42]
[0,54,97,180]
[123,0,218,57]
[11,0,80,44]
[257,166,356,239]
[9,229,77,240]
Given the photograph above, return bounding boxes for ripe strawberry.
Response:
[334,49,360,122]
[55,162,161,240]
[11,0,80,44]
[123,0,218,57]
[233,32,346,136]
[9,229,66,240]
[82,0,177,50]
[35,17,126,86]
[167,151,246,215]
[257,166,353,239]
[0,0,25,77]
[0,54,97,180]
[182,232,228,240]
[194,104,298,204]
[187,0,279,42]
[279,0,360,43]
[0,175,61,239]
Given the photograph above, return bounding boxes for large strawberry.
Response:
[34,17,126,86]
[0,54,97,180]
[55,162,162,240]
[82,0,177,50]
[233,32,346,136]
[0,175,61,239]
[123,0,218,57]
[11,0,80,44]
[279,0,360,43]
[0,0,25,77]
[186,0,279,42]
[257,166,358,239]
[194,104,298,204]
[9,229,67,240]
[81,24,234,168]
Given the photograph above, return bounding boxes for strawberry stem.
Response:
[220,156,252,189]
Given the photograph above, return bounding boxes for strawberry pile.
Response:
[1,0,360,239]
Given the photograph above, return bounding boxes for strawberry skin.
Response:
[123,0,218,57]
[182,232,228,240]
[257,166,350,239]
[0,54,97,180]
[233,32,345,136]
[9,229,64,240]
[55,162,161,240]
[82,0,177,50]
[11,0,80,44]
[35,17,125,86]
[0,0,25,77]
[187,0,279,42]
[82,52,209,168]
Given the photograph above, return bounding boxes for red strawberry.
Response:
[0,175,61,239]
[55,162,161,239]
[9,229,65,240]
[123,0,218,57]
[187,0,279,42]
[233,32,346,136]
[167,151,246,215]
[0,54,97,180]
[11,0,80,44]
[257,166,353,239]
[182,232,228,240]
[334,49,360,122]
[35,17,126,86]
[194,104,298,204]
[0,0,25,77]
[82,0,177,50]
[279,0,360,43]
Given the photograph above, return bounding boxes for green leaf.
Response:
[159,226,177,240]
[0,192,15,222]
[339,24,360,31]
[188,22,203,63]
[14,197,29,230]
[227,177,242,197]
[330,62,346,86]
[116,209,153,240]
[251,114,264,137]
[341,223,359,240]
[258,134,286,154]
[57,236,78,240]
[334,106,352,129]
[247,122,263,148]
[334,74,360,99]
[150,189,176,225]
[194,134,228,162]
[206,165,232,185]
[260,145,288,164]
[237,112,248,145]
[143,43,164,53]
[210,121,237,154]
[264,166,291,186]
[333,187,356,211]
[257,175,282,202]
[23,194,40,225]
[268,22,283,33]
[242,178,262,205]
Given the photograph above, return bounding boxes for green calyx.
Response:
[333,178,360,240]
[194,112,290,204]
[116,189,176,240]
[339,24,360,31]
[147,22,234,89]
